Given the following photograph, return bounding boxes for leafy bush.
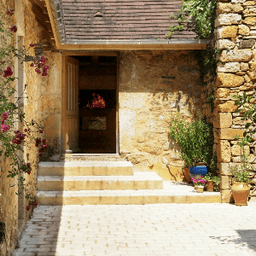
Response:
[169,113,214,167]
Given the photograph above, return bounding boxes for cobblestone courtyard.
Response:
[13,203,256,256]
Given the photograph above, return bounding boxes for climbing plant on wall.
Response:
[167,0,218,112]
[0,9,49,211]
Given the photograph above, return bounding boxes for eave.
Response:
[44,0,209,51]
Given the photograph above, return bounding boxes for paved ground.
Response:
[13,202,256,256]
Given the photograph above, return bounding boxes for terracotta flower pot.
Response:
[183,167,191,183]
[195,185,204,193]
[231,182,250,206]
[206,181,214,192]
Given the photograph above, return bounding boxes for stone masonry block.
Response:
[217,26,238,39]
[216,73,244,88]
[216,39,235,50]
[217,101,239,113]
[219,128,244,140]
[221,189,232,203]
[217,62,240,73]
[220,175,231,190]
[217,3,243,14]
[220,49,252,62]
[238,24,250,35]
[219,163,232,175]
[231,144,242,155]
[243,17,256,25]
[215,14,242,27]
[213,113,232,128]
[215,88,230,98]
[218,140,231,163]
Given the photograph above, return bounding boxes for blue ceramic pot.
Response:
[190,165,207,177]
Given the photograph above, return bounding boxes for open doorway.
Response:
[64,55,118,154]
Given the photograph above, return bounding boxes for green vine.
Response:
[166,0,217,39]
[167,0,218,112]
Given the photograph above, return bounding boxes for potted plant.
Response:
[231,163,250,206]
[191,174,207,193]
[169,112,214,181]
[205,173,220,192]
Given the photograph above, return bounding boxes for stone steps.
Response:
[37,171,163,191]
[37,181,221,205]
[37,161,221,205]
[38,161,133,176]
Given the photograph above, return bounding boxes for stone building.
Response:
[0,0,256,255]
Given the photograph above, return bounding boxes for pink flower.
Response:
[3,66,13,78]
[42,72,48,76]
[42,139,46,144]
[24,129,28,132]
[10,25,17,32]
[1,124,10,133]
[26,206,30,211]
[34,201,38,207]
[1,60,4,64]
[43,144,48,149]
[40,56,46,62]
[30,44,35,47]
[30,63,37,67]
[35,68,41,74]
[44,66,50,71]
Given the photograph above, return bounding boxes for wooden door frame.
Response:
[61,51,120,154]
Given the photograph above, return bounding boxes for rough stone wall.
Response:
[24,1,62,162]
[215,0,256,202]
[119,50,204,180]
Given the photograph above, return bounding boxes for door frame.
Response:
[61,51,120,154]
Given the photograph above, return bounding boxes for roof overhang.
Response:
[45,0,209,51]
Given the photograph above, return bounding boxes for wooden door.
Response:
[63,57,79,153]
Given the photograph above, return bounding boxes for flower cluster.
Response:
[7,9,14,16]
[30,56,49,76]
[10,25,17,32]
[12,130,26,145]
[86,93,106,109]
[1,112,10,134]
[25,196,39,211]
[35,137,48,156]
[191,175,207,186]
[2,66,13,78]
[21,163,32,175]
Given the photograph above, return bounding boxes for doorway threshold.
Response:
[61,153,124,162]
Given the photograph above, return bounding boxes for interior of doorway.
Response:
[73,55,117,153]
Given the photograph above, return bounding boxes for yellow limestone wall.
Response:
[214,0,256,202]
[118,50,205,181]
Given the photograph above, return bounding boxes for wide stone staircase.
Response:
[37,159,221,205]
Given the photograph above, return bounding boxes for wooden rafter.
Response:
[44,0,61,49]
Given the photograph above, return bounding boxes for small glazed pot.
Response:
[195,185,204,193]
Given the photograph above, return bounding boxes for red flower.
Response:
[7,9,14,15]
[35,68,41,74]
[26,206,30,211]
[10,25,17,32]
[2,112,8,122]
[30,44,35,47]
[1,60,4,64]
[35,138,41,147]
[34,201,38,207]
[3,66,13,78]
